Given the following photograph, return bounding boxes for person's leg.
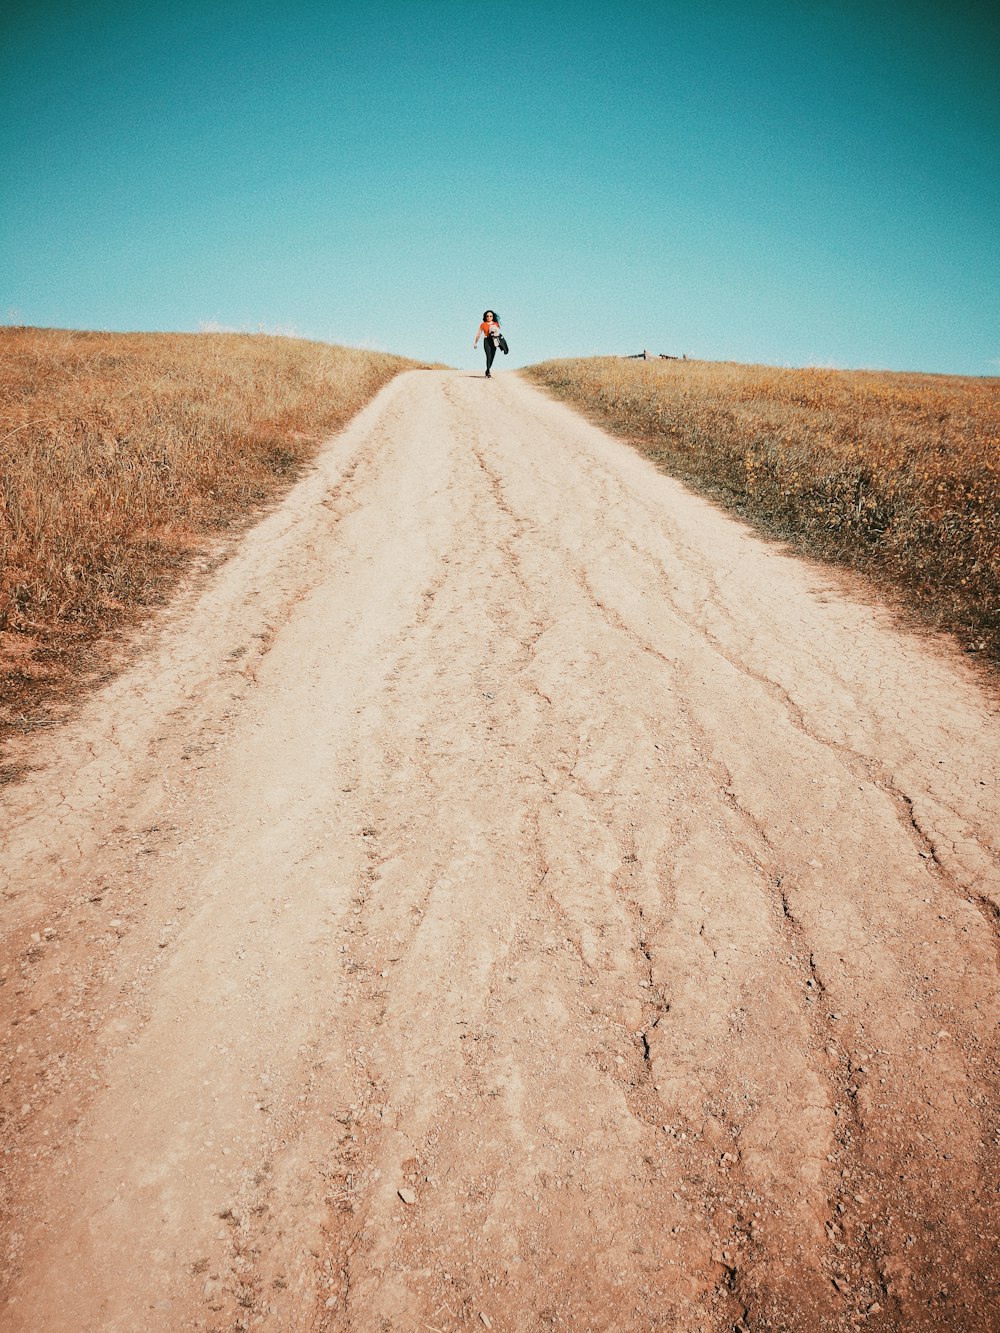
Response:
[484,338,495,376]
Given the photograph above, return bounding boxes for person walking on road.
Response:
[474,310,502,378]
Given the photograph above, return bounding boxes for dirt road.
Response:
[2,369,999,1332]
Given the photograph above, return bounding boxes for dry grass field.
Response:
[0,326,419,736]
[526,356,1000,667]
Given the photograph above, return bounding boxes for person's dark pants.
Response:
[484,337,496,374]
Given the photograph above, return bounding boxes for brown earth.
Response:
[1,369,998,1332]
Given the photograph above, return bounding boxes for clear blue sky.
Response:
[2,0,998,373]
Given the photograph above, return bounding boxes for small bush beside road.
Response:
[0,327,418,733]
[525,356,1000,667]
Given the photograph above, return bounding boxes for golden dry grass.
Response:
[0,326,421,735]
[526,356,1000,666]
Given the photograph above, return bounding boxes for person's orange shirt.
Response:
[480,321,498,336]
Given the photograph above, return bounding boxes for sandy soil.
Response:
[1,369,998,1333]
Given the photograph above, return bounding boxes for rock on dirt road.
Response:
[2,369,999,1332]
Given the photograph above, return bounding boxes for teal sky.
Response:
[2,0,998,374]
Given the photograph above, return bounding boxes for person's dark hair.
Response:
[482,309,500,323]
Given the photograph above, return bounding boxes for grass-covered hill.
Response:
[0,327,422,740]
[526,355,1000,669]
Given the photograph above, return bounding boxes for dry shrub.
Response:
[0,326,419,731]
[525,356,1000,666]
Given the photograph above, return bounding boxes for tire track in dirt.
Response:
[2,369,999,1331]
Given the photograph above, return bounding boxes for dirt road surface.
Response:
[2,369,999,1332]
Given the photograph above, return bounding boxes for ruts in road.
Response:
[1,369,999,1332]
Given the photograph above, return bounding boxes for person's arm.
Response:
[474,324,481,347]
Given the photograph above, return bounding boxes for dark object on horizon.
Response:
[625,350,682,360]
